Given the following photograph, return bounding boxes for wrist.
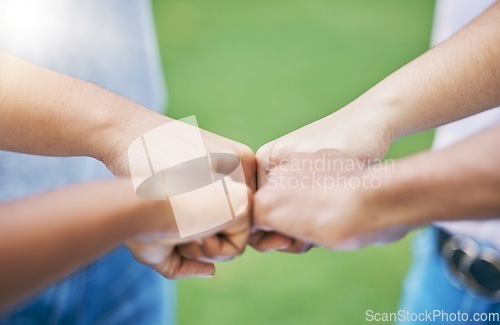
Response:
[127,199,172,237]
[361,154,433,232]
[89,99,173,176]
[351,170,401,237]
[109,179,172,239]
[324,99,396,161]
[351,71,429,140]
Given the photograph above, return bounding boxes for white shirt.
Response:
[432,0,500,248]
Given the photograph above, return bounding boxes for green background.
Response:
[152,0,436,323]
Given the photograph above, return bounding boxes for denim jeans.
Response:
[398,227,500,325]
[0,247,176,325]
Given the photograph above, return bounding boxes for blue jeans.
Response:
[0,247,176,325]
[398,227,500,324]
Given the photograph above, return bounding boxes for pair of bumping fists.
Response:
[116,110,397,279]
[121,1,500,278]
[1,49,398,282]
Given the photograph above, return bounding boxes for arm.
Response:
[0,51,255,272]
[0,51,157,162]
[0,179,217,312]
[257,1,500,169]
[0,51,256,183]
[368,125,500,230]
[346,0,500,141]
[254,125,500,250]
[252,1,500,252]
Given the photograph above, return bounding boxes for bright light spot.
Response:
[0,0,63,53]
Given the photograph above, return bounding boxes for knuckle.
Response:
[255,143,271,161]
[160,265,177,279]
[297,242,313,254]
[237,144,255,164]
[267,141,288,163]
[220,246,245,260]
[199,241,219,259]
[282,240,311,254]
[248,232,263,248]
[158,258,180,279]
[328,224,355,248]
[257,141,292,176]
[239,144,255,158]
[204,249,218,259]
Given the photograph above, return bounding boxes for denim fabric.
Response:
[0,247,176,325]
[398,227,500,325]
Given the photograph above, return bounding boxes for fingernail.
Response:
[260,244,289,252]
[277,243,291,250]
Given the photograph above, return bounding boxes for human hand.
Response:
[250,107,394,252]
[125,177,252,279]
[100,110,255,189]
[99,110,256,273]
[253,150,411,250]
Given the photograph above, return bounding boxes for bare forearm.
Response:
[0,179,163,311]
[0,52,171,166]
[369,126,500,231]
[337,1,500,149]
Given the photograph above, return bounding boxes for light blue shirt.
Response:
[0,0,167,199]
[0,1,176,323]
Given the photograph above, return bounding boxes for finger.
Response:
[177,213,251,261]
[199,220,250,260]
[210,151,256,192]
[157,251,215,279]
[254,186,328,246]
[199,185,252,259]
[176,241,209,260]
[238,147,257,192]
[200,235,230,260]
[126,239,175,265]
[175,181,251,262]
[177,235,239,262]
[251,189,295,251]
[127,240,215,278]
[202,131,256,191]
[248,231,292,252]
[278,238,313,254]
[251,198,314,254]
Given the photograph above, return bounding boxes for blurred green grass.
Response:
[152,0,435,324]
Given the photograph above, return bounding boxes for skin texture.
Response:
[0,180,167,311]
[0,52,255,309]
[1,0,499,311]
[0,178,252,311]
[251,1,500,252]
[254,125,500,249]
